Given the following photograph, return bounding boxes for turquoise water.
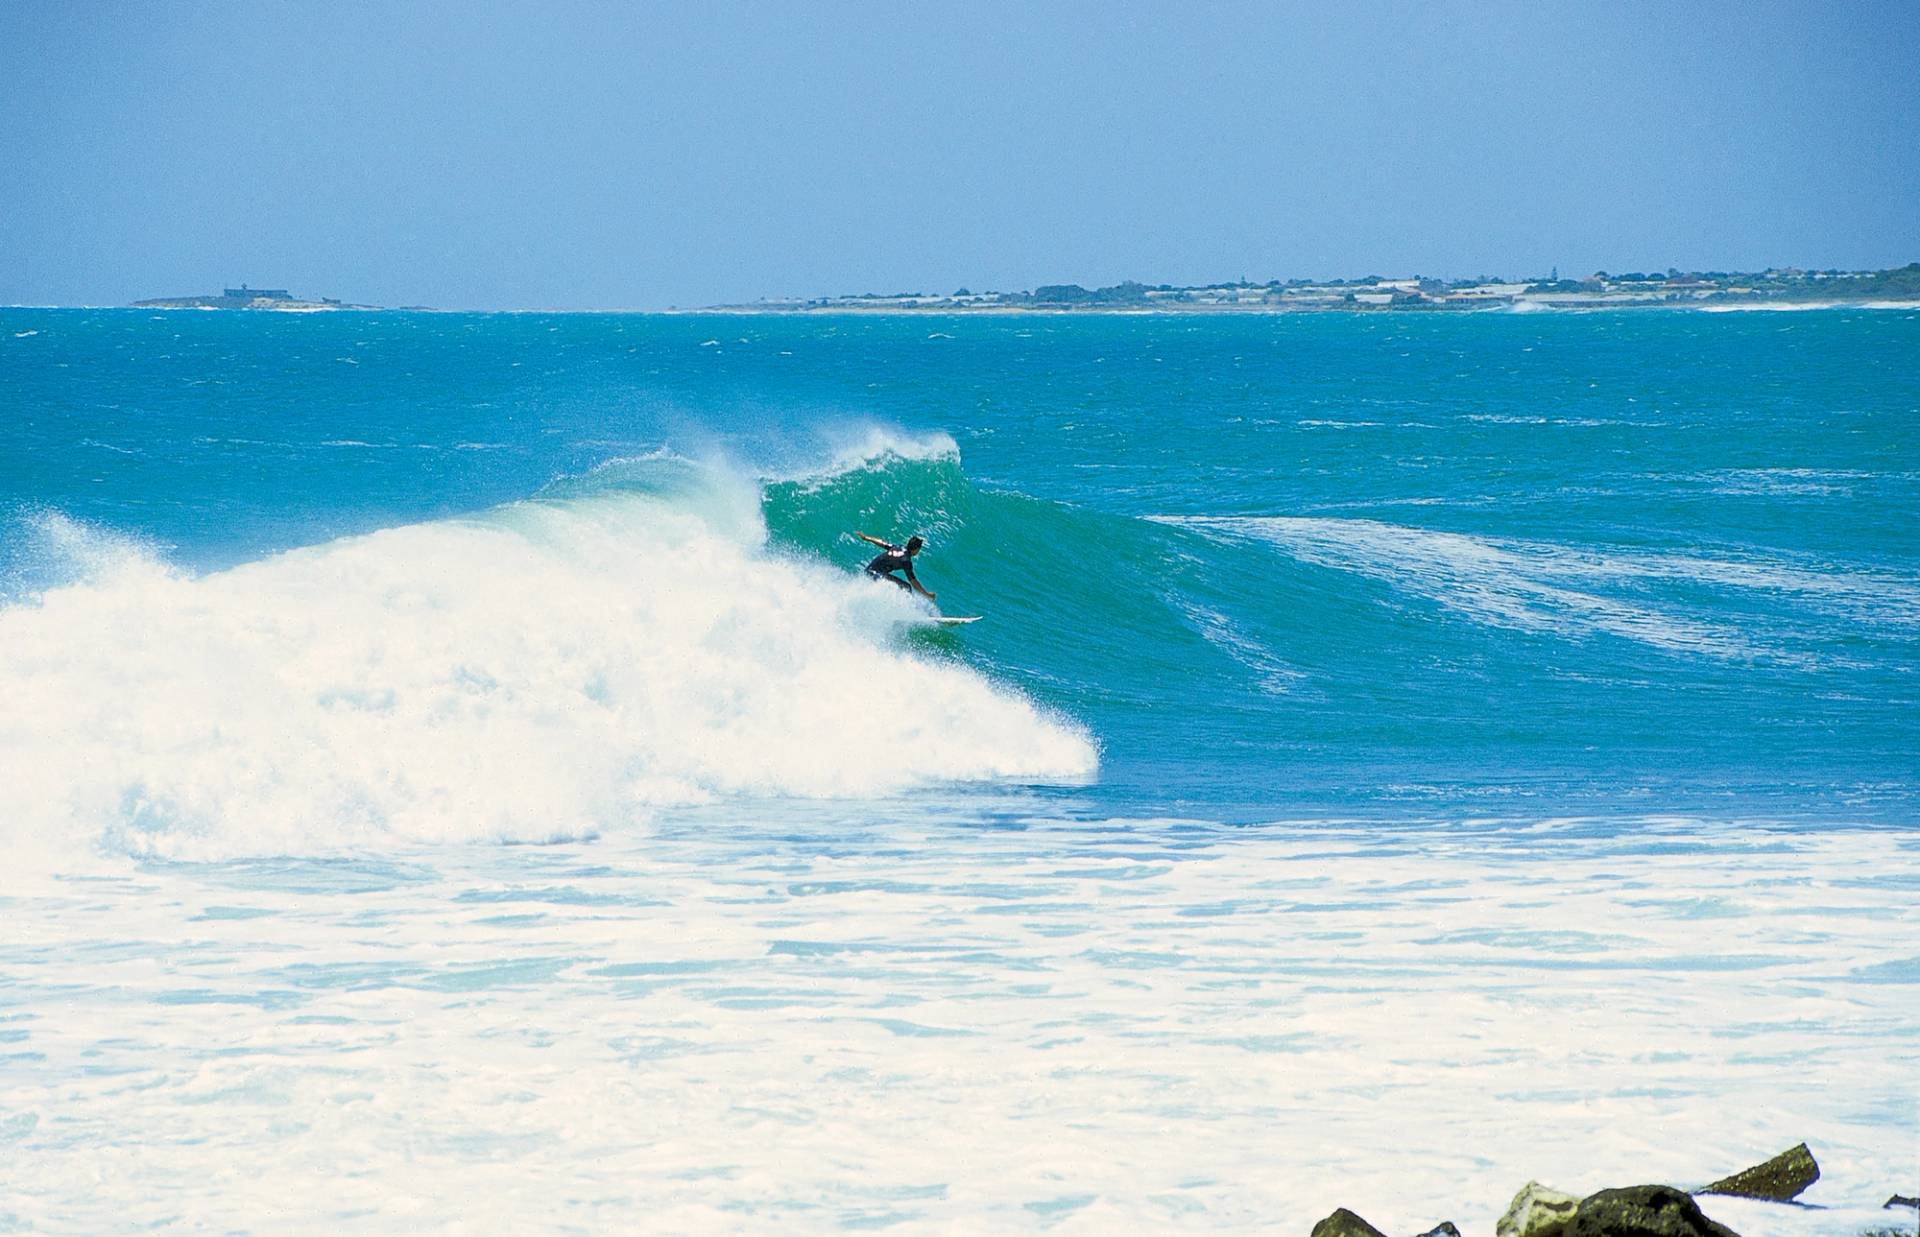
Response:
[2,307,1916,1232]
[6,308,1916,821]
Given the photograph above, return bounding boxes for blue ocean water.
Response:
[5,308,1916,822]
[2,307,1916,1232]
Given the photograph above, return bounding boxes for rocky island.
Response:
[130,284,377,310]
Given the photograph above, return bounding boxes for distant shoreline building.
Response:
[723,262,1920,314]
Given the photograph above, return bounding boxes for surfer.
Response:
[855,531,936,601]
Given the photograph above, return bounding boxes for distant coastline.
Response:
[107,263,1920,314]
[708,262,1920,314]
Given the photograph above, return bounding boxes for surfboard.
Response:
[904,614,982,627]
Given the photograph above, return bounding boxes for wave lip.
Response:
[765,425,963,487]
[0,471,1096,864]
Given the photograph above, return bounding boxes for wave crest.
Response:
[0,468,1095,864]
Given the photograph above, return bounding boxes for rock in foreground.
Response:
[1310,1208,1388,1237]
[1498,1181,1582,1237]
[1566,1185,1739,1237]
[1700,1142,1819,1202]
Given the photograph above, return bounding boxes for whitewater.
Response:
[1,457,1092,867]
[2,307,1916,1233]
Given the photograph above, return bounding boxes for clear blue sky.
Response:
[3,0,1915,308]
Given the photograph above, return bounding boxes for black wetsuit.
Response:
[865,546,921,592]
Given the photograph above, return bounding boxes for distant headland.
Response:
[130,284,381,311]
[713,262,1920,314]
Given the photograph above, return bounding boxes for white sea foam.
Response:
[1697,300,1920,313]
[1178,601,1304,696]
[812,423,961,474]
[1,813,1911,1232]
[1689,467,1874,498]
[4,509,167,599]
[1157,515,1754,657]
[749,424,964,495]
[1152,515,1918,661]
[0,482,1094,866]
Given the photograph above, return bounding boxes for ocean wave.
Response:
[1151,515,1917,663]
[802,424,962,480]
[1687,467,1875,498]
[2,509,170,601]
[0,472,1095,865]
[1696,300,1920,313]
[1177,602,1303,697]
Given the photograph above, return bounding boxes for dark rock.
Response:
[1699,1142,1819,1202]
[1311,1208,1389,1237]
[1414,1224,1462,1237]
[1567,1185,1739,1237]
[1887,1194,1919,1210]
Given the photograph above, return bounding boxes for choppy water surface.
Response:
[2,308,1916,1231]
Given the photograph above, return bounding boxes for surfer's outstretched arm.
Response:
[854,531,894,549]
[903,566,935,601]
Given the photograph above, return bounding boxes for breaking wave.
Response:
[0,453,1096,865]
